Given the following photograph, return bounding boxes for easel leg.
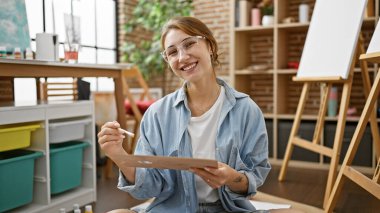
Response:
[359,53,380,157]
[323,77,353,207]
[325,68,380,212]
[374,157,380,183]
[312,83,331,144]
[279,83,310,181]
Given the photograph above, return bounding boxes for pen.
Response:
[120,128,135,138]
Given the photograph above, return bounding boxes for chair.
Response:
[39,77,78,101]
[121,66,156,153]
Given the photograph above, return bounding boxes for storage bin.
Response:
[50,141,89,194]
[0,150,43,212]
[0,124,40,152]
[49,118,91,143]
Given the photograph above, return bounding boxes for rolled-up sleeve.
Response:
[117,107,175,200]
[220,98,271,211]
[240,100,271,196]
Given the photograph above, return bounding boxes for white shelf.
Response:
[0,101,96,213]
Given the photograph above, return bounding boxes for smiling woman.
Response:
[98,16,271,213]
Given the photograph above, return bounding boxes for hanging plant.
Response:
[122,0,193,79]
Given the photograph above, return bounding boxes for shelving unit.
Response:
[0,101,96,213]
[230,0,379,172]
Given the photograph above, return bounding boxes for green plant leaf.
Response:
[122,0,193,80]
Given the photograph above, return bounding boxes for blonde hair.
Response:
[161,16,220,68]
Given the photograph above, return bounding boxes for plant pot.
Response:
[262,15,274,26]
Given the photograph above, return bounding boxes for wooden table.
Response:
[0,58,132,178]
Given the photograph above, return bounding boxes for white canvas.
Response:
[297,0,368,79]
[367,21,380,54]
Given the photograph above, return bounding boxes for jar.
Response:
[14,47,22,59]
[0,46,7,58]
[25,48,34,60]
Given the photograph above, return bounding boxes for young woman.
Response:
[98,16,270,212]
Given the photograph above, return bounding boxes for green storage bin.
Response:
[50,141,89,195]
[0,150,43,212]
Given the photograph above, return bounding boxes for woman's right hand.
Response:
[97,121,127,160]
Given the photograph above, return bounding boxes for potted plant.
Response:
[258,0,274,26]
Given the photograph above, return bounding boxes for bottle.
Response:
[74,209,81,213]
[14,47,22,59]
[0,46,6,58]
[328,87,338,117]
[84,205,93,213]
[59,208,66,213]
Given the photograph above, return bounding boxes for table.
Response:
[0,58,133,178]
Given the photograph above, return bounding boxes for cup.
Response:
[64,43,79,63]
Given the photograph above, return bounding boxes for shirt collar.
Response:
[172,77,248,108]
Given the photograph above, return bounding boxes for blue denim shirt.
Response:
[118,78,271,212]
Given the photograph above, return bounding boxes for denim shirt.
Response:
[118,78,271,212]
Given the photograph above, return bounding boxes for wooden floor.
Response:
[259,165,380,212]
[91,164,380,213]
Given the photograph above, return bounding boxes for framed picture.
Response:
[0,0,31,52]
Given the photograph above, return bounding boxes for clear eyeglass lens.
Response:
[161,36,201,62]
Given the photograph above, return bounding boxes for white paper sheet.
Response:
[250,200,291,210]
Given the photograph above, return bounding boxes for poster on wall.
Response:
[0,0,31,52]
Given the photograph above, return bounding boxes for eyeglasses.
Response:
[161,36,205,63]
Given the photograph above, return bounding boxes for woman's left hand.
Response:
[190,162,239,189]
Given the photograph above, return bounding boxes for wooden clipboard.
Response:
[124,155,218,170]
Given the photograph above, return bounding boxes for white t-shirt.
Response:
[188,86,225,203]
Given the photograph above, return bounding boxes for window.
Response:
[25,0,117,62]
[15,0,117,101]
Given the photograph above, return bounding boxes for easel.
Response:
[325,23,380,213]
[277,0,379,208]
[278,37,379,207]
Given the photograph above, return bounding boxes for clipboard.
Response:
[124,155,218,170]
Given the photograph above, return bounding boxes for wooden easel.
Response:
[278,0,379,208]
[278,37,379,207]
[325,25,380,213]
